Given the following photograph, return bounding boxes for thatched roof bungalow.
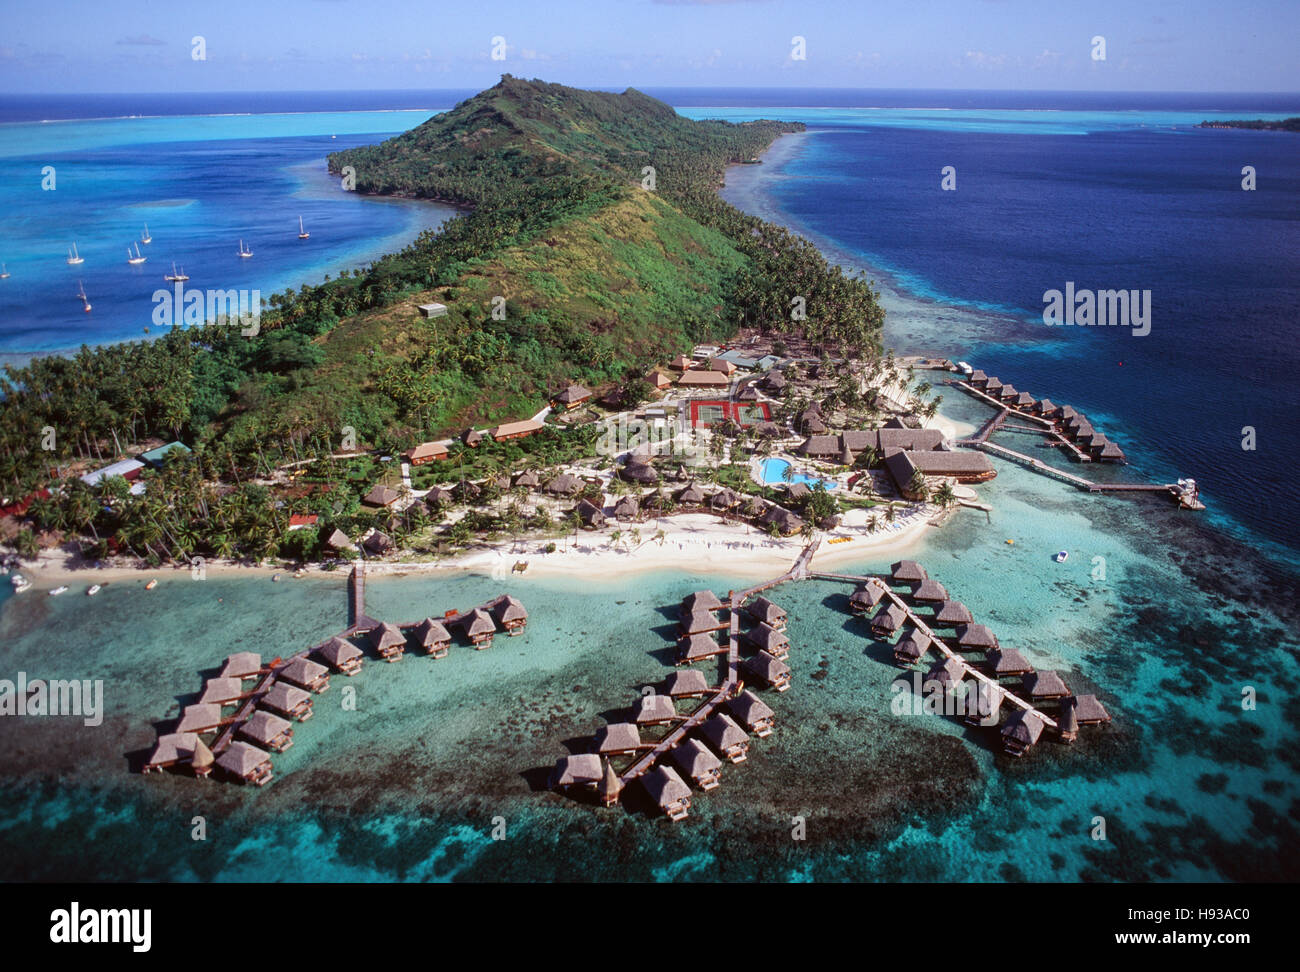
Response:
[315,636,364,676]
[681,589,723,614]
[143,731,200,773]
[545,473,583,496]
[894,630,933,666]
[664,668,711,698]
[424,486,455,509]
[726,690,775,737]
[216,740,273,786]
[911,578,949,604]
[680,608,725,636]
[512,470,540,490]
[362,484,401,508]
[700,712,750,763]
[710,487,741,511]
[550,753,603,790]
[592,722,643,756]
[575,498,606,528]
[413,618,452,657]
[676,482,707,506]
[934,600,974,626]
[762,505,805,536]
[988,647,1033,676]
[491,595,528,635]
[743,650,791,692]
[1001,710,1047,756]
[1058,696,1080,742]
[1072,694,1112,725]
[677,633,726,664]
[618,459,659,485]
[670,738,722,790]
[462,607,496,648]
[198,677,247,706]
[962,681,1003,727]
[870,602,907,637]
[745,621,789,660]
[218,652,263,681]
[279,656,330,694]
[237,710,295,753]
[924,656,967,693]
[633,693,679,726]
[177,703,224,734]
[849,583,886,614]
[325,528,356,552]
[890,560,928,584]
[642,765,693,821]
[554,384,592,409]
[746,595,787,630]
[1024,670,1070,700]
[260,681,313,722]
[362,531,393,556]
[956,623,999,650]
[596,759,623,807]
[612,495,640,521]
[369,622,406,662]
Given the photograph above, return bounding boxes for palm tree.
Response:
[934,481,957,509]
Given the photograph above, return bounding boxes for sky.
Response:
[0,0,1296,94]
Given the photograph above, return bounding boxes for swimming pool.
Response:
[758,458,837,490]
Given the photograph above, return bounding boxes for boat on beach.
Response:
[10,574,31,593]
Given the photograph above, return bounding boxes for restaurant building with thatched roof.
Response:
[746,595,787,630]
[664,668,711,698]
[143,731,200,773]
[593,722,643,756]
[642,765,693,821]
[216,740,273,786]
[279,656,330,694]
[412,618,452,657]
[237,710,295,753]
[727,690,775,737]
[745,621,789,660]
[633,693,679,726]
[670,738,722,790]
[462,607,497,648]
[219,652,263,681]
[618,457,660,485]
[260,681,313,722]
[743,650,792,692]
[870,602,907,637]
[1024,671,1071,700]
[956,623,999,651]
[369,622,406,662]
[315,636,364,676]
[700,712,750,763]
[988,647,1033,677]
[549,753,603,790]
[884,448,996,497]
[849,584,886,614]
[894,630,933,666]
[1001,710,1047,756]
[677,633,726,664]
[198,676,248,706]
[934,600,974,626]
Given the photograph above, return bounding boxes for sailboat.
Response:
[66,242,84,265]
[141,224,152,244]
[77,280,92,312]
[297,216,309,240]
[238,239,253,259]
[164,262,189,282]
[127,242,146,265]
[0,263,9,279]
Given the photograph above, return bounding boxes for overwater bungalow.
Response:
[677,633,726,664]
[924,656,967,694]
[462,608,497,648]
[681,589,723,615]
[216,740,273,786]
[1072,694,1112,725]
[911,578,949,604]
[1057,405,1078,424]
[198,677,247,706]
[680,608,725,636]
[1001,710,1047,757]
[849,584,886,614]
[664,669,711,698]
[998,384,1019,402]
[934,600,974,626]
[743,650,792,692]
[1057,696,1080,742]
[727,690,775,737]
[870,602,907,637]
[1076,430,1102,451]
[177,703,225,734]
[369,622,407,662]
[143,731,200,773]
[634,693,679,726]
[983,377,1004,396]
[894,629,933,666]
[1024,670,1070,700]
[956,623,999,651]
[491,595,528,635]
[575,498,607,528]
[316,636,364,675]
[218,651,263,681]
[612,495,640,521]
[1095,440,1126,463]
[237,710,295,753]
[259,681,313,722]
[1034,399,1060,418]
[987,647,1033,677]
[1012,392,1036,410]
[890,560,928,584]
[967,370,988,386]
[279,656,330,694]
[592,722,643,756]
[412,618,452,657]
[596,759,623,807]
[545,472,583,497]
[670,738,723,790]
[746,621,790,660]
[746,595,787,630]
[963,681,1003,727]
[700,712,750,763]
[642,765,693,821]
[550,753,603,790]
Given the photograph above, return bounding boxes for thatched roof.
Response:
[678,633,724,661]
[612,495,640,519]
[198,677,244,705]
[664,669,710,696]
[746,622,789,653]
[1072,694,1112,723]
[964,681,1002,720]
[1002,710,1046,746]
[746,595,786,625]
[762,505,804,534]
[424,486,455,507]
[362,484,401,507]
[239,710,292,745]
[316,636,363,666]
[147,731,199,766]
[744,650,791,681]
[850,584,886,610]
[575,498,606,526]
[762,371,788,391]
[325,528,355,551]
[925,656,966,690]
[968,370,988,384]
[634,693,678,724]
[492,595,527,625]
[555,384,592,405]
[593,722,641,754]
[754,421,783,438]
[545,472,583,496]
[681,589,723,613]
[743,495,768,516]
[618,459,660,484]
[362,531,392,555]
[676,482,707,505]
[462,607,496,638]
[262,681,310,714]
[784,481,812,502]
[912,578,949,603]
[710,488,741,510]
[642,765,692,809]
[956,623,998,649]
[1034,399,1058,417]
[369,622,406,653]
[413,617,451,647]
[890,560,928,583]
[191,736,214,770]
[870,602,907,632]
[1024,670,1070,698]
[462,427,483,447]
[216,740,270,777]
[1096,441,1126,461]
[280,657,328,686]
[681,608,722,635]
[934,600,974,625]
[671,738,722,778]
[895,630,933,663]
[513,470,540,488]
[597,759,623,801]
[700,712,748,751]
[988,647,1032,675]
[551,753,603,788]
[177,703,223,733]
[1057,405,1078,422]
[727,690,774,726]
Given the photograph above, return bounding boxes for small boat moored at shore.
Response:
[11,574,31,593]
[86,584,101,596]
[49,585,69,596]
[145,579,158,590]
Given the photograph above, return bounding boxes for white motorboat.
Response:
[10,574,31,592]
[1054,550,1069,563]
[49,585,69,596]
[86,584,102,596]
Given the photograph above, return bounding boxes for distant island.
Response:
[1198,117,1300,131]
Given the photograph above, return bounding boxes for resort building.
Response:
[745,622,789,660]
[743,650,792,692]
[545,472,583,496]
[554,384,593,409]
[417,302,447,318]
[642,765,693,821]
[259,681,313,722]
[550,753,604,791]
[987,647,1033,677]
[924,656,967,694]
[315,636,364,676]
[491,418,545,441]
[363,531,394,556]
[198,677,247,706]
[237,710,295,753]
[612,495,640,521]
[413,618,452,657]
[677,633,726,664]
[634,693,679,727]
[593,722,643,756]
[762,505,805,536]
[890,560,928,584]
[963,682,1003,727]
[461,428,483,447]
[143,732,200,774]
[646,370,673,390]
[933,600,974,626]
[369,622,407,662]
[746,595,787,630]
[1023,671,1071,700]
[218,652,262,681]
[139,441,192,468]
[883,448,996,498]
[177,704,224,734]
[956,623,999,651]
[870,602,907,637]
[278,657,330,694]
[575,498,607,528]
[462,608,497,648]
[362,484,402,508]
[677,369,729,389]
[1001,710,1047,757]
[911,578,949,605]
[894,629,933,666]
[681,590,723,615]
[664,669,711,698]
[216,741,273,786]
[726,690,776,737]
[596,760,623,807]
[80,458,145,490]
[670,738,723,790]
[681,608,725,636]
[404,441,449,465]
[491,595,528,635]
[700,712,750,763]
[849,584,886,614]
